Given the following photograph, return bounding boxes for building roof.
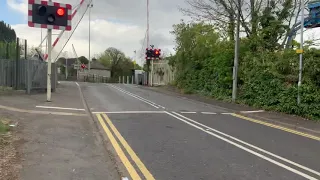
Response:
[90,59,109,70]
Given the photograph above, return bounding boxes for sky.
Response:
[1,0,320,66]
[1,0,191,65]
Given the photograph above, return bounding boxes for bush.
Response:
[170,22,320,121]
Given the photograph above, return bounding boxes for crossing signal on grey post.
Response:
[145,48,153,60]
[145,48,161,60]
[154,49,161,59]
[28,0,72,31]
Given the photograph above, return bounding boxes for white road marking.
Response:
[221,112,233,115]
[158,105,166,109]
[36,105,85,111]
[240,110,265,114]
[167,112,320,178]
[180,112,197,114]
[92,111,165,114]
[201,112,217,115]
[108,84,164,109]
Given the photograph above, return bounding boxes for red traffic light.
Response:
[56,8,65,16]
[81,64,86,69]
[155,50,159,55]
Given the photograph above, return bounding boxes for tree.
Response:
[97,47,135,78]
[0,21,16,42]
[180,0,303,49]
[78,56,89,64]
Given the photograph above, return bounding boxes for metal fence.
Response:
[0,38,57,94]
[0,59,57,93]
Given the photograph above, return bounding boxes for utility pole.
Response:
[232,0,241,102]
[88,3,93,72]
[150,45,154,87]
[146,0,150,86]
[298,0,305,105]
[46,0,53,102]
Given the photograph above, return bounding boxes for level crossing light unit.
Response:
[28,0,72,31]
[145,48,161,60]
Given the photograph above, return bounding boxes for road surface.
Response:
[78,82,320,180]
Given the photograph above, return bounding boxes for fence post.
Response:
[15,38,19,90]
[5,43,9,59]
[26,60,31,94]
[119,76,121,83]
[122,76,124,84]
[24,39,27,60]
[127,76,129,84]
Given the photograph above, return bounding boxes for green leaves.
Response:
[97,47,135,79]
[170,21,320,121]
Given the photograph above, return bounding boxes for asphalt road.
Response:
[79,82,320,180]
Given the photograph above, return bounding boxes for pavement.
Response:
[78,82,320,180]
[0,81,120,180]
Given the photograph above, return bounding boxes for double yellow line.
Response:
[96,113,155,180]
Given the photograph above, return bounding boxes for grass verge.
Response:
[0,119,9,133]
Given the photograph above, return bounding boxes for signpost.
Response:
[28,0,72,101]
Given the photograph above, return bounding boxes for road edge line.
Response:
[231,113,320,141]
[168,111,320,177]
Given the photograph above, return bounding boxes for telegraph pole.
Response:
[46,0,53,102]
[232,0,241,102]
[146,0,150,86]
[88,3,93,72]
[297,0,305,105]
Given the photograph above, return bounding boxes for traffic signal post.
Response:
[28,0,72,101]
[145,47,161,86]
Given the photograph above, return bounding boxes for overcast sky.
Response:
[5,0,190,65]
[4,0,320,65]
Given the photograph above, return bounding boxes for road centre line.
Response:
[166,111,320,178]
[201,112,217,114]
[36,105,85,111]
[109,85,159,108]
[102,114,155,180]
[180,111,197,114]
[108,84,164,109]
[92,111,165,114]
[96,114,141,180]
[232,114,320,141]
[109,84,160,106]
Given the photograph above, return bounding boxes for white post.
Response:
[127,76,129,84]
[298,0,304,105]
[119,76,121,83]
[47,3,52,101]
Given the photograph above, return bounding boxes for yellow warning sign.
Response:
[296,49,303,54]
